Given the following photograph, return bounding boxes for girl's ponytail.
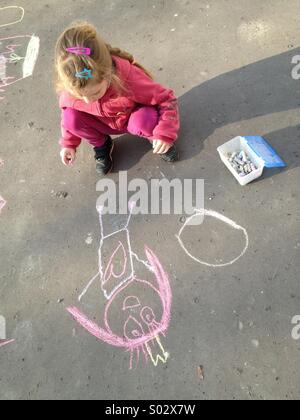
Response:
[105,44,153,79]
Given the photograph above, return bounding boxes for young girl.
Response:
[55,22,180,176]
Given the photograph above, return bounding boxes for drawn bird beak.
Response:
[145,335,169,367]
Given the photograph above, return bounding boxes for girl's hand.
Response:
[152,140,172,155]
[60,148,76,166]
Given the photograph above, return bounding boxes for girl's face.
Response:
[76,79,110,103]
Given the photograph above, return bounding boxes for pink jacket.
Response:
[59,56,180,149]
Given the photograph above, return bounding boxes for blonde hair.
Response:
[55,22,153,97]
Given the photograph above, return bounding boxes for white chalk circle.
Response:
[0,6,25,28]
[176,209,249,268]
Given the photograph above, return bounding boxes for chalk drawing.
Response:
[0,315,14,348]
[176,209,249,267]
[78,202,151,302]
[0,55,7,80]
[0,6,25,28]
[0,195,7,213]
[0,35,40,100]
[0,159,6,214]
[68,203,172,369]
[0,339,14,348]
[0,7,28,351]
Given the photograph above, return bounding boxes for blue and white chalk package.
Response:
[217,136,287,186]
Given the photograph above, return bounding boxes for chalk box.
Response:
[217,136,286,186]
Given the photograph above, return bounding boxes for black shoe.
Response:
[161,145,179,163]
[94,137,114,175]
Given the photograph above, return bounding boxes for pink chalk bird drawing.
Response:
[67,203,172,369]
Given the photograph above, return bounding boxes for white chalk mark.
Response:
[131,251,155,273]
[176,209,249,267]
[0,315,6,340]
[0,6,25,28]
[78,204,136,302]
[0,55,7,81]
[78,271,100,302]
[98,205,136,300]
[79,202,160,302]
[102,230,134,301]
[78,228,155,303]
[0,35,40,100]
[23,35,39,78]
[85,235,93,245]
[9,52,25,64]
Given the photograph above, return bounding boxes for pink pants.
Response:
[63,106,159,148]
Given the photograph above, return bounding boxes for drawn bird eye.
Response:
[132,329,141,338]
[124,316,144,341]
[140,307,155,324]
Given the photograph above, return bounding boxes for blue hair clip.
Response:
[75,68,92,80]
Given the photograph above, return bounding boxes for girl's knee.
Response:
[63,108,83,132]
[128,106,158,137]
